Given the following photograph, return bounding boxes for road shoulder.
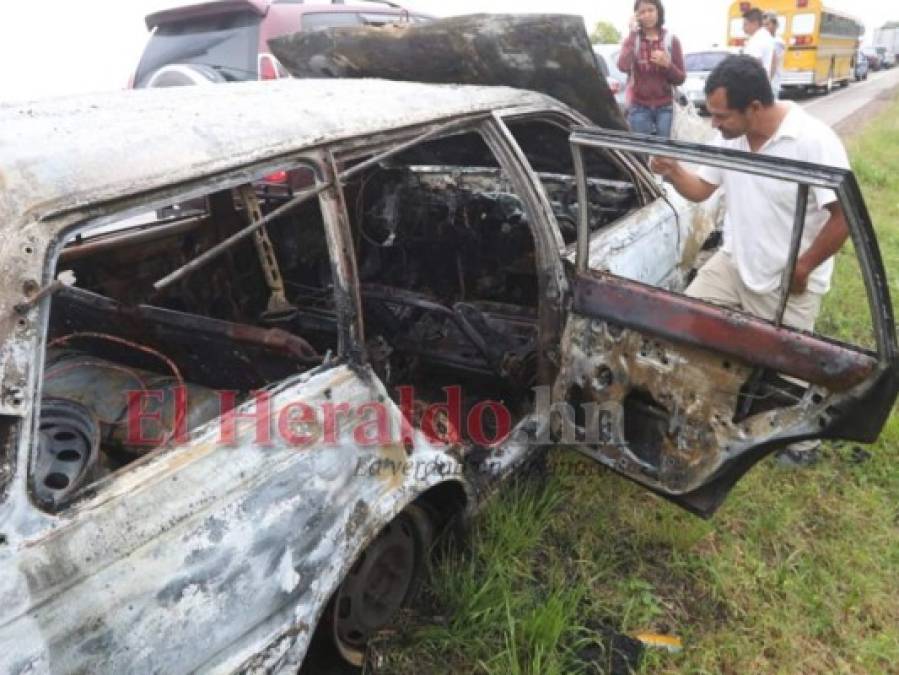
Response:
[834,80,899,140]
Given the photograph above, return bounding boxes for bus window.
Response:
[792,13,816,36]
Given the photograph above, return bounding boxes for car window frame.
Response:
[569,126,896,364]
[22,153,346,513]
[498,109,659,199]
[493,109,664,249]
[330,111,572,386]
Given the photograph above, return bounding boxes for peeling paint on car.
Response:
[0,62,895,672]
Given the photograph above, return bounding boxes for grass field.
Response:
[375,93,899,675]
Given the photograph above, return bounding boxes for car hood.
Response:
[269,13,627,131]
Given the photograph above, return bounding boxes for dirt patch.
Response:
[834,84,899,140]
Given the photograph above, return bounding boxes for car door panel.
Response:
[572,271,876,390]
[553,127,899,517]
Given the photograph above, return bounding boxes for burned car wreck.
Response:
[0,65,897,674]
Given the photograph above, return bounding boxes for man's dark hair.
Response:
[634,0,665,29]
[704,54,774,109]
[742,8,763,24]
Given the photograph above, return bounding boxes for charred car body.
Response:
[1,21,897,673]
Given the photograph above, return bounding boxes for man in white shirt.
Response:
[764,11,786,98]
[742,8,775,79]
[650,55,850,466]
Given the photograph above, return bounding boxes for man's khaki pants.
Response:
[685,250,822,331]
[686,251,823,455]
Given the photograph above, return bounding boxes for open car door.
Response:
[553,127,899,517]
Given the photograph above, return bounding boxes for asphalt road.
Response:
[799,67,899,128]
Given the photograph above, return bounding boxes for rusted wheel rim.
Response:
[331,505,432,666]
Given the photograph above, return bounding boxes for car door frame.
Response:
[492,108,716,293]
[557,126,898,517]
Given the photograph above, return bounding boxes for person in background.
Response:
[617,0,686,137]
[649,55,850,468]
[742,7,775,79]
[764,11,785,98]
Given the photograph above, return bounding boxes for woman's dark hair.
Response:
[634,0,665,29]
[704,54,774,110]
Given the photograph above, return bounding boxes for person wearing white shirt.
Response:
[764,11,786,98]
[742,8,775,80]
[650,55,851,467]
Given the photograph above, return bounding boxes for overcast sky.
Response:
[1,0,893,103]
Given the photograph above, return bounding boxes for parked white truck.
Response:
[873,22,899,67]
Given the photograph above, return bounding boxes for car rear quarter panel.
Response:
[0,364,471,673]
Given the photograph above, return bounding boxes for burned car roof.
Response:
[0,79,561,225]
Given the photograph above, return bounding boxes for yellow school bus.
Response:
[727,0,863,94]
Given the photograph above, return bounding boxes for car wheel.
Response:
[329,503,434,667]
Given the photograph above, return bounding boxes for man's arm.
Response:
[649,157,718,202]
[790,201,849,294]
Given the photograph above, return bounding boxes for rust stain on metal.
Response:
[553,314,813,494]
[573,272,876,391]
